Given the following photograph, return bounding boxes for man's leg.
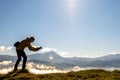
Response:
[21,51,27,70]
[14,50,21,71]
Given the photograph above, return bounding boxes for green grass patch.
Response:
[0,69,120,80]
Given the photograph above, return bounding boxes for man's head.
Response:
[30,37,35,42]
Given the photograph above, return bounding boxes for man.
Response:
[14,37,42,71]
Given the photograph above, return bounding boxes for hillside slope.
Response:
[0,69,120,80]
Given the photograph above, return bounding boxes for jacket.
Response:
[16,38,38,51]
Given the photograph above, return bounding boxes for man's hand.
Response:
[36,46,42,51]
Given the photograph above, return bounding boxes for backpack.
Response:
[14,41,20,47]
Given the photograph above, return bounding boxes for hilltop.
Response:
[0,69,120,80]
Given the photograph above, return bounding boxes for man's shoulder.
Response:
[21,39,30,45]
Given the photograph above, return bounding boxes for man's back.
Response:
[16,38,30,50]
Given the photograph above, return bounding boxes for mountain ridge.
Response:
[0,51,120,68]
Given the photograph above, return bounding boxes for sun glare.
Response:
[67,0,77,9]
[66,0,78,18]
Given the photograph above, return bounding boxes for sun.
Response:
[67,0,77,8]
[66,0,78,18]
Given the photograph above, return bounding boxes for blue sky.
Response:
[0,0,120,57]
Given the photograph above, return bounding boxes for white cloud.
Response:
[0,46,13,52]
[0,61,68,74]
[82,55,92,58]
[26,62,67,74]
[0,61,12,65]
[58,51,69,57]
[27,62,56,70]
[6,47,13,51]
[22,62,120,74]
[36,64,56,70]
[29,68,68,74]
[0,67,13,74]
[109,52,120,55]
[27,62,34,68]
[0,46,5,52]
[40,48,57,53]
[1,61,120,74]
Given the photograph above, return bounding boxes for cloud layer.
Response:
[109,52,120,55]
[0,60,120,74]
[0,46,13,52]
[0,61,68,74]
[0,61,12,65]
[0,46,5,52]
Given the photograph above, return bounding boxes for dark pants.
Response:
[14,50,27,70]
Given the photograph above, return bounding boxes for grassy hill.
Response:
[0,69,120,80]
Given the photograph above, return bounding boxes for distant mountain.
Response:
[84,54,120,67]
[85,59,120,67]
[95,54,120,61]
[28,51,65,63]
[0,55,16,61]
[0,52,120,69]
[28,51,75,69]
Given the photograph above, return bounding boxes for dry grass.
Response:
[0,69,120,80]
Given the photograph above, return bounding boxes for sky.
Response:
[0,0,120,57]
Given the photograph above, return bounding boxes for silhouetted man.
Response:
[14,37,42,71]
